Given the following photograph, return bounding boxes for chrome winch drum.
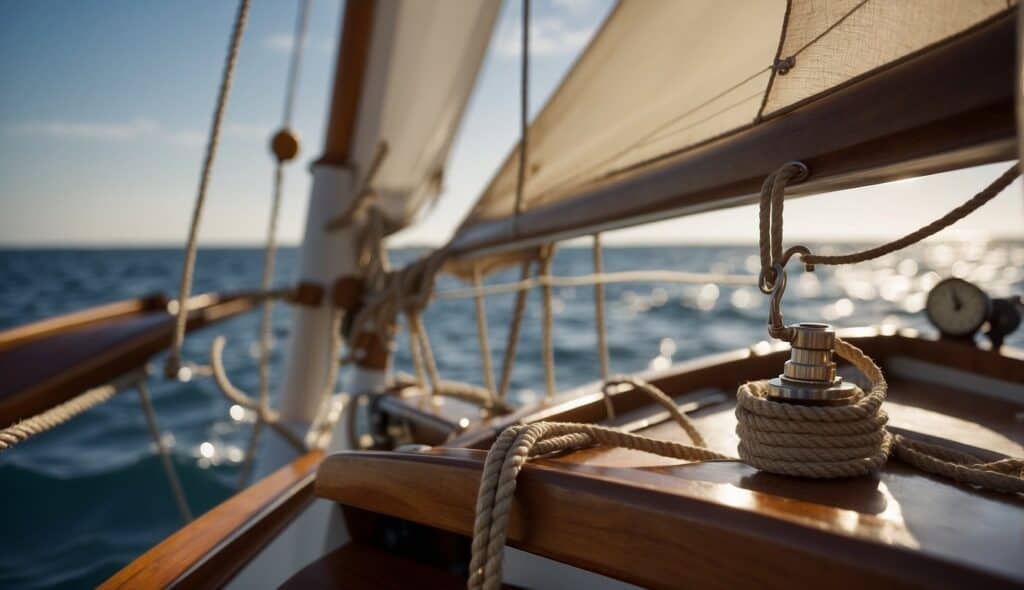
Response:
[765,323,857,405]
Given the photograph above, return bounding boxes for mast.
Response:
[276,0,382,438]
[272,0,502,461]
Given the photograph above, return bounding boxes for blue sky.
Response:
[1,0,1020,247]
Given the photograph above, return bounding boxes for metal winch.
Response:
[765,322,856,405]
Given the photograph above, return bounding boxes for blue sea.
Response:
[1,243,1022,588]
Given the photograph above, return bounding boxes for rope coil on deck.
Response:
[735,338,891,478]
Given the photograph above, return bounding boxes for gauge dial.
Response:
[925,278,991,338]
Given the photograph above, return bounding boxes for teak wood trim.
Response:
[0,294,168,351]
[0,292,262,426]
[319,0,375,166]
[448,10,1017,260]
[316,448,1022,590]
[101,450,324,590]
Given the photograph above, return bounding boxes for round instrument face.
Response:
[925,278,990,338]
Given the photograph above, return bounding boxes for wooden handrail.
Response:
[316,444,1022,589]
[0,291,268,426]
[0,295,168,351]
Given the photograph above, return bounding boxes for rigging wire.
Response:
[433,268,756,300]
[240,0,314,486]
[136,379,193,523]
[281,0,312,127]
[512,0,530,235]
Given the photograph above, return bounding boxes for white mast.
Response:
[265,0,501,467]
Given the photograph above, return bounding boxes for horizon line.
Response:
[1,234,1022,250]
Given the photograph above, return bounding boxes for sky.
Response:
[0,0,1020,248]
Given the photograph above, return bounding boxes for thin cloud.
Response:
[495,17,595,58]
[263,33,335,54]
[552,0,600,16]
[224,123,270,138]
[264,33,296,53]
[166,130,206,146]
[8,118,270,146]
[11,118,160,141]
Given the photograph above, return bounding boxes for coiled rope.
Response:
[736,338,891,478]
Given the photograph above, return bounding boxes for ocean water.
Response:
[1,242,1022,588]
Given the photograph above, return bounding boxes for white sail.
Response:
[448,0,1011,269]
[349,0,502,231]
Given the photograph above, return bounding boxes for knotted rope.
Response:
[348,234,511,413]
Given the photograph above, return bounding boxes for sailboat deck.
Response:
[317,336,1024,589]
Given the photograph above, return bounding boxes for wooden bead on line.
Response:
[271,128,300,162]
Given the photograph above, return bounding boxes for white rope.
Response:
[433,269,756,300]
[473,265,497,395]
[497,260,532,399]
[136,379,194,522]
[592,234,613,418]
[166,0,251,379]
[539,247,556,399]
[209,336,307,452]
